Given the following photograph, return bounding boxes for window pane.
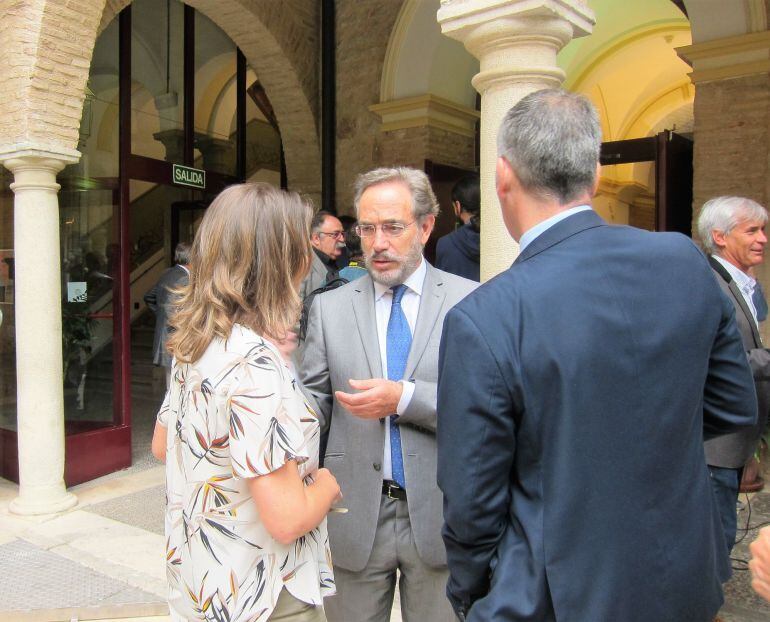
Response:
[194,11,237,176]
[245,67,282,185]
[81,18,120,179]
[595,162,655,230]
[131,0,186,163]
[0,168,15,434]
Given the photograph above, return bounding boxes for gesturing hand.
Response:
[335,378,404,419]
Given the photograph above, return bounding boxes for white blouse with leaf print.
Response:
[157,324,334,622]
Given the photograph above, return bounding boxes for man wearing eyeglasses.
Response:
[300,210,346,302]
[300,167,476,622]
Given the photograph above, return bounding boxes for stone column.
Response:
[1,151,78,515]
[438,0,594,280]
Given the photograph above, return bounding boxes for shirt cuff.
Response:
[396,380,415,416]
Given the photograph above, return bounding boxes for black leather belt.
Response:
[382,480,407,501]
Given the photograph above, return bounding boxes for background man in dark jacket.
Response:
[697,195,770,556]
[144,242,190,386]
[435,174,480,281]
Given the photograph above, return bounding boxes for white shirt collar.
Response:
[712,255,756,292]
[518,205,593,253]
[373,257,427,301]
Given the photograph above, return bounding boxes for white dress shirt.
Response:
[372,258,426,481]
[712,255,758,322]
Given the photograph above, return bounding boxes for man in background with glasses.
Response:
[300,167,476,622]
[300,210,346,302]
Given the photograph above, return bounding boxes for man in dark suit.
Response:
[696,196,770,555]
[436,89,758,622]
[435,174,480,281]
[144,242,190,386]
[301,167,476,622]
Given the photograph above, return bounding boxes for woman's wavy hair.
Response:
[167,183,312,364]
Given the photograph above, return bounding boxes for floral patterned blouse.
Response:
[157,324,334,621]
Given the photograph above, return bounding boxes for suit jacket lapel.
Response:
[515,209,606,265]
[708,255,763,346]
[405,263,445,378]
[351,276,383,377]
[729,280,762,345]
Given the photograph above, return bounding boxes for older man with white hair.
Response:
[697,196,770,557]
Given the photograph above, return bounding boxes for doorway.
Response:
[598,130,694,235]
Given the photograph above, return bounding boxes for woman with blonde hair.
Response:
[151,183,340,622]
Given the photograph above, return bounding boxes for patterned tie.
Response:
[386,284,411,489]
[753,282,768,323]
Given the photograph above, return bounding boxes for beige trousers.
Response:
[268,588,327,622]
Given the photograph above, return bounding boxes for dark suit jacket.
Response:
[705,256,770,468]
[435,224,480,281]
[437,210,757,622]
[143,264,188,367]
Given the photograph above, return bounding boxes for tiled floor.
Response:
[0,411,765,622]
[0,538,157,611]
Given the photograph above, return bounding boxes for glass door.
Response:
[128,181,206,460]
[59,179,129,484]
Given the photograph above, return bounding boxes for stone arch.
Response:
[0,0,105,158]
[1,0,321,199]
[380,0,478,108]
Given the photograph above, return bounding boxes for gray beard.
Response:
[364,236,424,287]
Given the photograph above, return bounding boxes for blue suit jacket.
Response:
[437,210,757,621]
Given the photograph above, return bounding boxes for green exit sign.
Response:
[172,164,206,190]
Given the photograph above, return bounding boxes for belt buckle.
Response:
[385,482,399,500]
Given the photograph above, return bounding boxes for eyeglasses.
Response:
[318,230,345,240]
[355,221,415,238]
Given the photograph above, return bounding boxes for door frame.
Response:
[600,130,694,235]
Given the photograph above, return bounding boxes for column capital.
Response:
[438,0,595,95]
[436,0,595,280]
[0,147,80,181]
[438,0,594,45]
[677,30,770,84]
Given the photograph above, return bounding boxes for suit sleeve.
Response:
[437,306,518,617]
[144,284,158,312]
[298,295,333,434]
[396,379,437,432]
[704,289,760,440]
[748,347,770,379]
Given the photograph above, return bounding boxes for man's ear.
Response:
[496,156,512,203]
[420,214,436,244]
[591,162,601,196]
[712,230,727,250]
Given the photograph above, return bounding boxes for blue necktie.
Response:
[386,284,410,489]
[753,282,768,323]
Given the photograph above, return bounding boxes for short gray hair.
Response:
[696,196,768,255]
[311,210,336,234]
[353,167,439,220]
[497,89,601,204]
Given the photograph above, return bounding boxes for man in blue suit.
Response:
[436,89,758,622]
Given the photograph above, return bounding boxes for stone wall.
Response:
[692,74,770,217]
[375,126,475,174]
[691,72,770,341]
[335,0,477,214]
[335,0,405,213]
